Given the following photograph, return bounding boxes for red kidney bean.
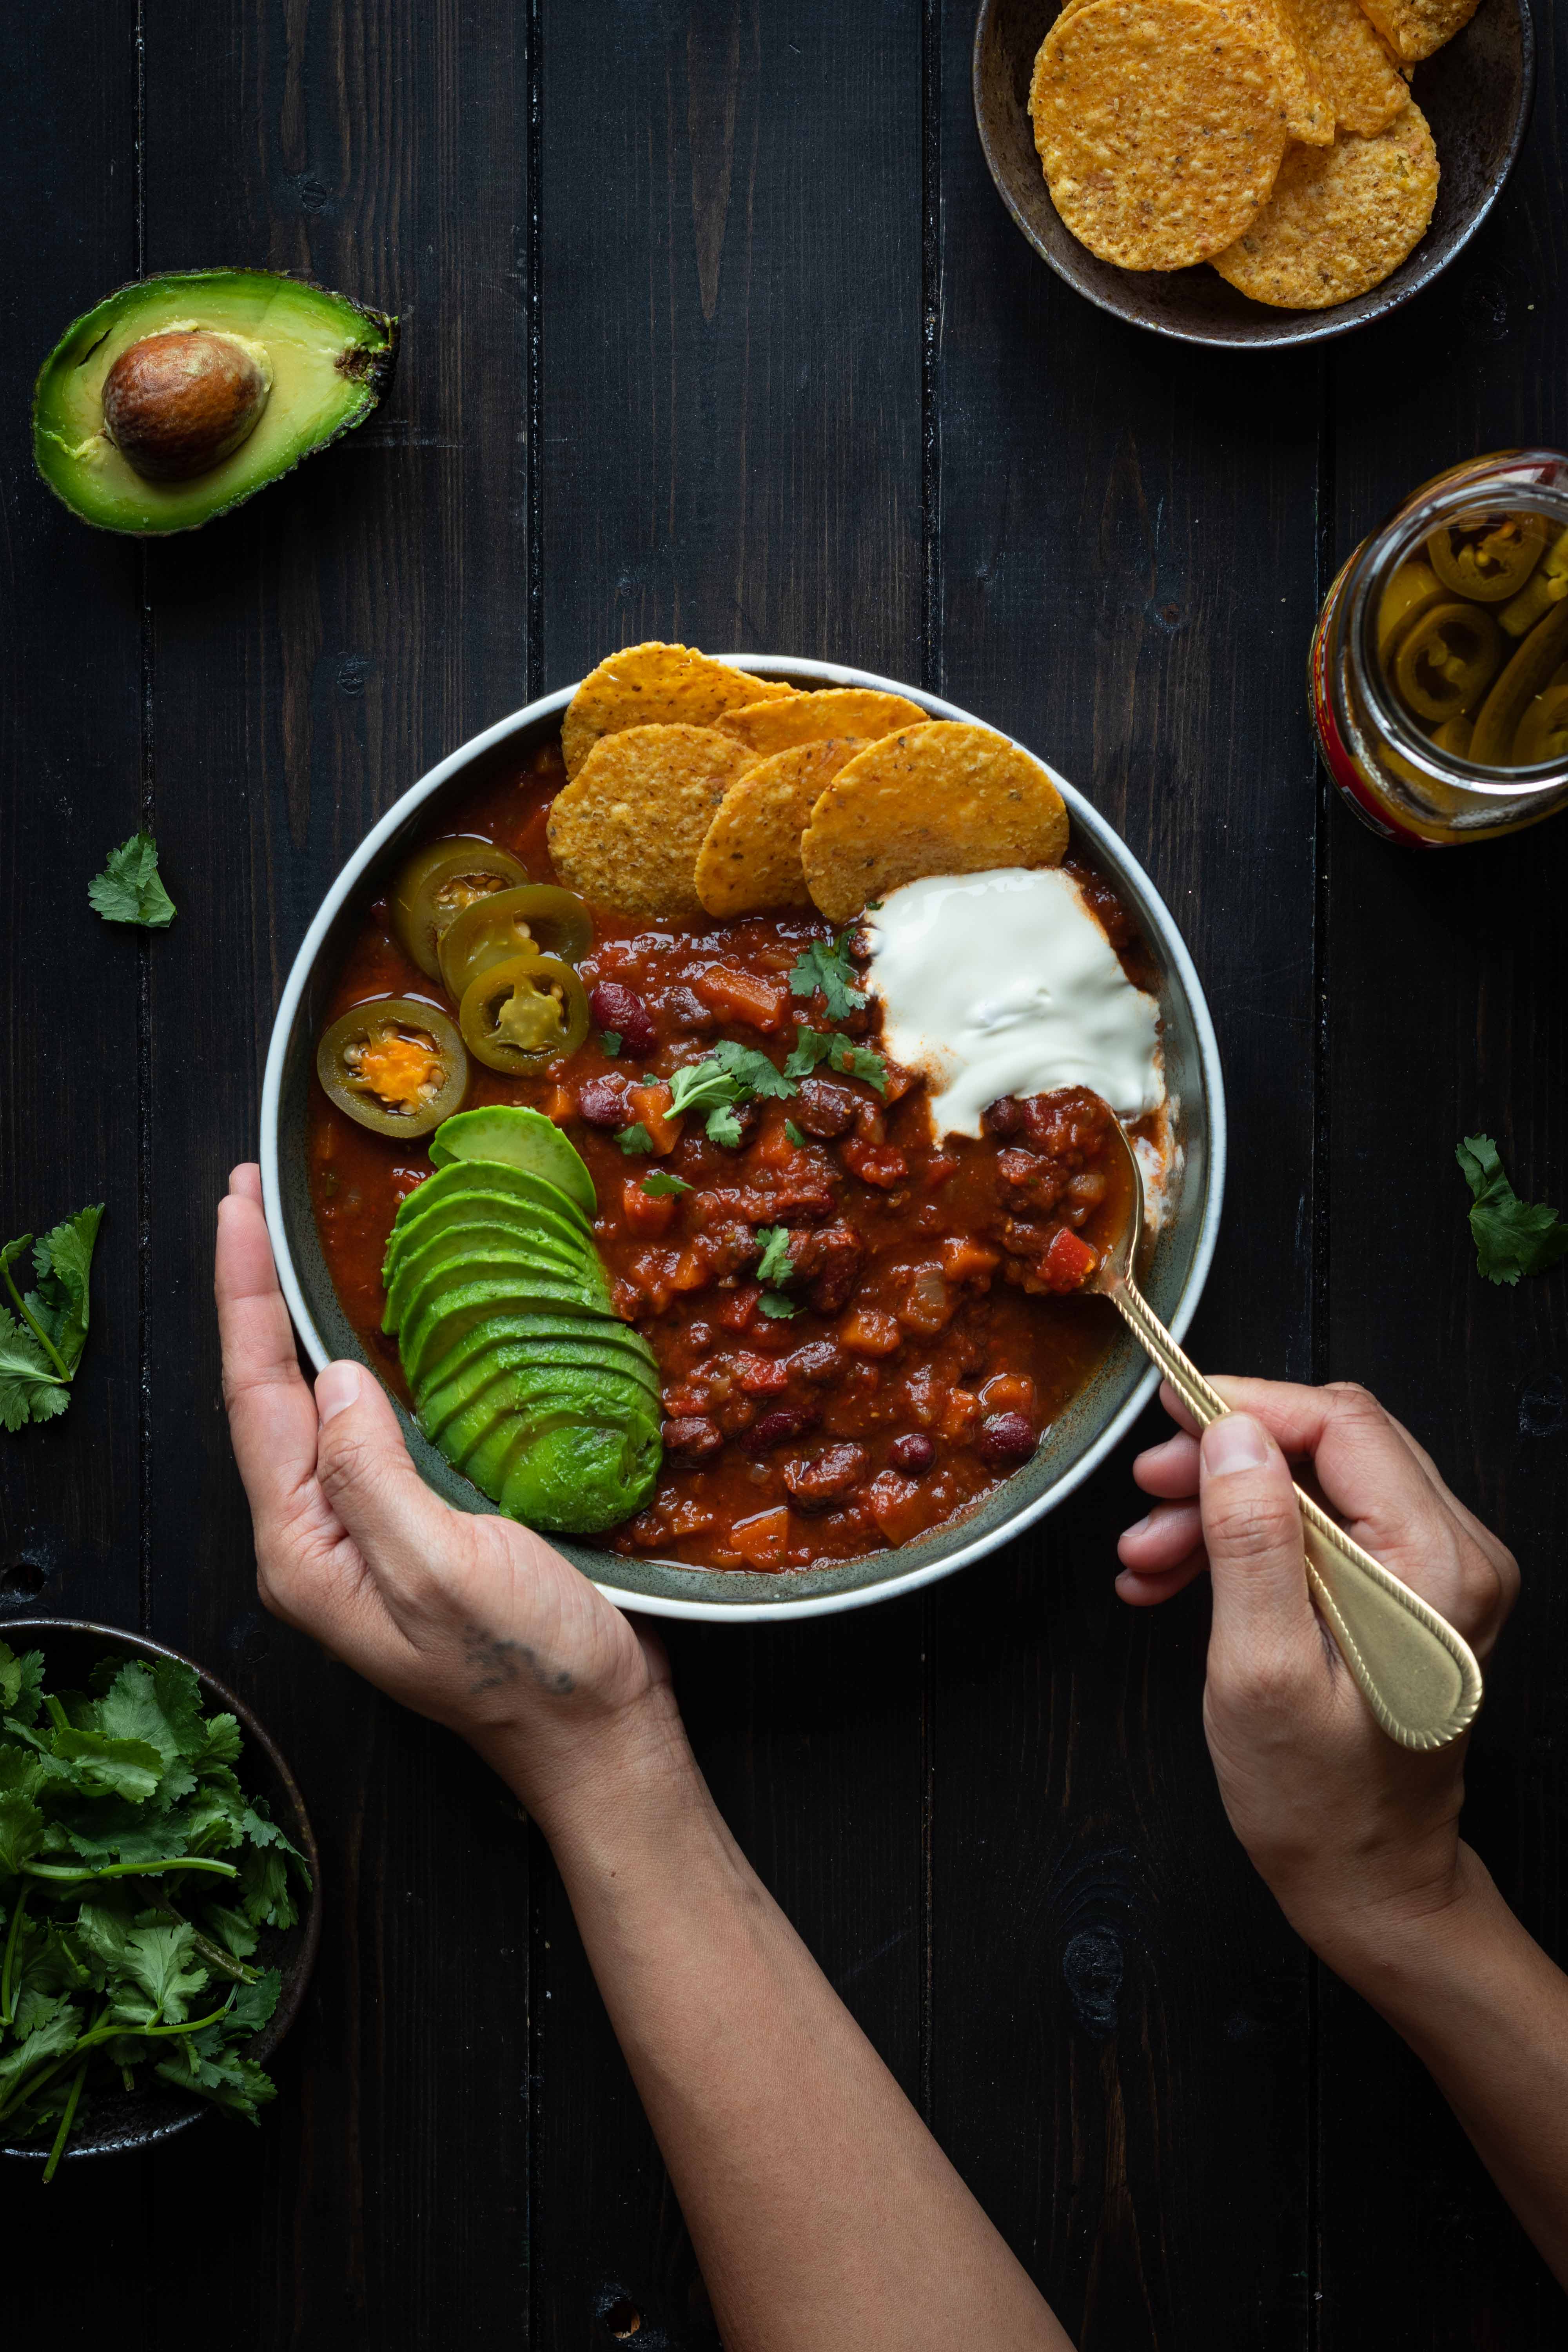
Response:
[975,1411,1037,1466]
[578,1074,630,1128]
[783,1443,869,1510]
[887,1432,936,1476]
[661,1415,723,1463]
[739,1406,818,1456]
[590,981,658,1058]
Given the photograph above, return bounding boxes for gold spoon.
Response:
[1087,1118,1483,1753]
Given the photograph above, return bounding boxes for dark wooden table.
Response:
[4,3,1564,2342]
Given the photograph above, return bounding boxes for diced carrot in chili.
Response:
[939,1388,980,1439]
[865,1471,941,1548]
[628,1081,682,1154]
[669,1247,711,1292]
[621,1176,677,1237]
[980,1373,1037,1417]
[716,1284,760,1332]
[731,1506,790,1569]
[940,1236,1000,1283]
[896,1265,955,1336]
[839,1307,903,1356]
[693,964,787,1032]
[734,1352,789,1396]
[545,1084,575,1124]
[1041,1227,1099,1292]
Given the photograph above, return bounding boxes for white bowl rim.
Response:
[261,655,1227,1625]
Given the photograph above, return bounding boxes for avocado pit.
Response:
[101,327,272,482]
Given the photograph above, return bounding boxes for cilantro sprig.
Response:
[667,1039,797,1147]
[789,929,866,1021]
[0,1640,310,2176]
[1457,1134,1568,1286]
[783,1028,888,1096]
[641,1170,691,1198]
[0,1206,104,1434]
[88,833,176,930]
[753,1225,800,1319]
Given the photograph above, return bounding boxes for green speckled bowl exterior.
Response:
[261,660,1226,1623]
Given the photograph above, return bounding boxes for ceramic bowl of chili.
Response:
[973,0,1534,350]
[261,659,1226,1624]
[0,1619,320,2164]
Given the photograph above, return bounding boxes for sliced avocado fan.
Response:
[34,269,397,534]
[385,1107,661,1536]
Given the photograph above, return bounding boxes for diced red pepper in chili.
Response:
[1040,1227,1099,1293]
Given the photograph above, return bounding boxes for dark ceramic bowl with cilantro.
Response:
[0,1621,319,2174]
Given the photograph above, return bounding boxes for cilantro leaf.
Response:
[753,1227,796,1288]
[49,1730,165,1804]
[668,1045,797,1147]
[25,1205,104,1379]
[709,1039,796,1101]
[0,1644,45,1727]
[1457,1134,1568,1287]
[0,1308,69,1433]
[830,1041,888,1096]
[789,931,867,1020]
[616,1123,655,1157]
[601,1030,622,1057]
[0,1788,45,1875]
[705,1103,743,1148]
[641,1171,691,1198]
[784,1121,806,1149]
[783,1028,836,1080]
[758,1292,799,1320]
[117,1923,209,2023]
[88,831,176,929]
[667,1060,741,1119]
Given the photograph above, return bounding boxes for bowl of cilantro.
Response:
[0,1621,319,2177]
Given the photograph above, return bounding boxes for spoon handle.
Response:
[1108,1276,1483,1753]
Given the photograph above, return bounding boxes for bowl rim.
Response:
[0,1615,321,2163]
[261,656,1227,1624]
[970,0,1536,352]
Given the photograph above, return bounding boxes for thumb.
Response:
[1199,1414,1318,1659]
[313,1359,456,1597]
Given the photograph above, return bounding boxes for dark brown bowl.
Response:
[0,1619,320,2166]
[973,0,1534,348]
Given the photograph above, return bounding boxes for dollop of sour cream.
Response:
[864,866,1163,1140]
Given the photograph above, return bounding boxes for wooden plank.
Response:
[130,4,535,2345]
[1318,162,1568,2335]
[927,9,1323,2342]
[534,2,926,2339]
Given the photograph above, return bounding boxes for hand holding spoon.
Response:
[1085,1118,1482,1752]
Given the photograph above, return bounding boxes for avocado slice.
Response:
[429,1106,596,1219]
[34,270,397,535]
[499,1419,661,1535]
[395,1252,612,1366]
[417,1336,661,1446]
[399,1276,622,1392]
[383,1180,592,1292]
[412,1314,660,1422]
[383,1220,601,1337]
[438,1370,657,1487]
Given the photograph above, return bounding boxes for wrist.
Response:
[1301,1843,1506,2004]
[480,1678,706,1855]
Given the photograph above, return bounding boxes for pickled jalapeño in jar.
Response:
[1311,450,1568,846]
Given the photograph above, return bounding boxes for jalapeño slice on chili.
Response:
[390,837,528,980]
[1425,511,1547,604]
[1391,602,1503,723]
[458,953,590,1074]
[437,884,593,1001]
[317,997,469,1137]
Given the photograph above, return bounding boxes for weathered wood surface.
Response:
[2,0,1562,2341]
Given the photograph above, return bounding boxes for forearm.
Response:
[1330,1847,1568,2287]
[505,1690,1071,2352]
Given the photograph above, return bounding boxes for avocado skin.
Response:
[33,269,398,535]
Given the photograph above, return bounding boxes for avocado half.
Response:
[33,269,398,535]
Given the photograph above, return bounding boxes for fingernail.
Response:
[316,1362,361,1423]
[1123,1510,1152,1537]
[1203,1413,1269,1475]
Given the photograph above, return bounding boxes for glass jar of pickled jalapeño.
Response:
[1312,450,1568,846]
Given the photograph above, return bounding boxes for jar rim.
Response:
[1347,456,1568,800]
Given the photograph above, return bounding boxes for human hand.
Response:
[215,1165,679,1831]
[1116,1379,1518,1974]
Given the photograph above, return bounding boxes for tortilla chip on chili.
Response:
[695,738,869,917]
[715,688,927,757]
[1210,101,1437,307]
[800,724,1069,925]
[1029,0,1290,272]
[547,724,756,921]
[1281,0,1409,134]
[561,643,793,779]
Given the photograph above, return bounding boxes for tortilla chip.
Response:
[1046,0,1330,142]
[715,688,928,756]
[1210,102,1438,307]
[1354,0,1477,62]
[800,724,1070,926]
[561,643,793,779]
[1030,0,1291,271]
[1280,0,1408,133]
[547,724,756,921]
[695,739,868,917]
